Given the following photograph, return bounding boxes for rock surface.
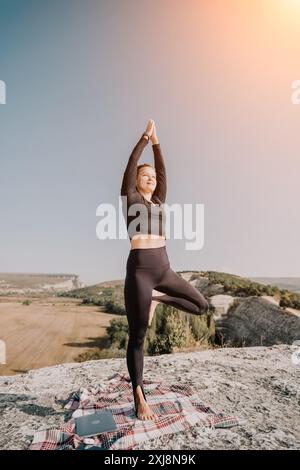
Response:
[215,297,300,347]
[0,345,299,450]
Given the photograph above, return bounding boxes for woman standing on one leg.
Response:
[121,119,209,421]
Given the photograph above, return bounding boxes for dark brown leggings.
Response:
[124,246,209,399]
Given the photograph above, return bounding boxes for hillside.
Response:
[2,270,300,377]
[61,270,300,311]
[60,270,300,348]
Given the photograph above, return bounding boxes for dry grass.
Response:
[0,295,120,375]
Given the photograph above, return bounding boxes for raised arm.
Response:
[120,134,149,196]
[152,143,167,203]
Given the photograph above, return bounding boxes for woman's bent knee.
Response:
[197,297,209,313]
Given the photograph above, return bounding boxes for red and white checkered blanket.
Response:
[28,372,240,450]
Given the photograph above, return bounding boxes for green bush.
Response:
[107,317,129,349]
[279,291,300,309]
[76,347,127,362]
[149,307,194,354]
[188,313,214,341]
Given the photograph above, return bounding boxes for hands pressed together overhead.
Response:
[144,119,159,145]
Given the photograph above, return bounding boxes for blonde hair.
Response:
[137,163,155,175]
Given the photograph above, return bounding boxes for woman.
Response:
[121,119,209,421]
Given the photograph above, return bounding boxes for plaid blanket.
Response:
[29,372,240,450]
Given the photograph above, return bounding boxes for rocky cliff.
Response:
[0,345,299,450]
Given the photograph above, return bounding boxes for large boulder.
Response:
[216,296,300,347]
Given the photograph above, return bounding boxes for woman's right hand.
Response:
[150,120,159,145]
[144,119,154,139]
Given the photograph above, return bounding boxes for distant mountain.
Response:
[249,277,300,294]
[0,272,83,295]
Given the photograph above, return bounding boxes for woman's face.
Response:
[136,166,157,194]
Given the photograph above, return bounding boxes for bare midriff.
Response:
[130,234,166,250]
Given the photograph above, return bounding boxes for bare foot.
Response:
[135,385,158,421]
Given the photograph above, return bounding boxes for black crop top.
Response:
[120,134,167,241]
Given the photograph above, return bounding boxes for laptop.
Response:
[75,409,117,437]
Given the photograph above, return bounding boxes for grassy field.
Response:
[0,295,120,376]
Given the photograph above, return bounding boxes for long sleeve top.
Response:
[120,134,167,240]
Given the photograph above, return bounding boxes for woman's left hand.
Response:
[151,120,159,145]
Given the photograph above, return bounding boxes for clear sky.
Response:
[1,0,300,285]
